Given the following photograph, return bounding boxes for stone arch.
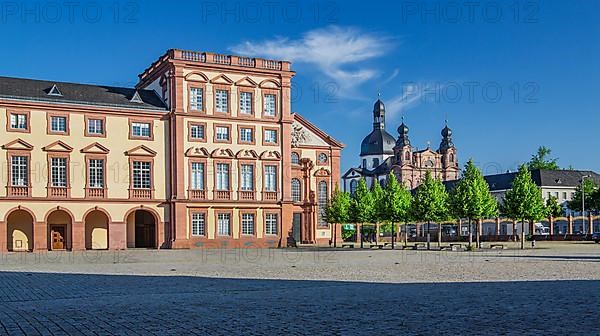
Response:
[124,207,160,248]
[45,208,74,251]
[6,208,34,251]
[84,208,110,250]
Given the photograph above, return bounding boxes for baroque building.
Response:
[0,49,342,252]
[343,98,459,192]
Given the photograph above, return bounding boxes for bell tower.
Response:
[393,118,412,166]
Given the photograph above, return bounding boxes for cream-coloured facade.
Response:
[0,49,342,251]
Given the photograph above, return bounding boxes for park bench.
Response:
[369,244,384,249]
[412,243,426,250]
[440,245,452,251]
[341,243,354,248]
[450,243,464,251]
[490,244,505,249]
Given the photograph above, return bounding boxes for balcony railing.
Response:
[131,189,152,199]
[262,191,278,201]
[173,50,286,71]
[8,186,29,197]
[239,191,255,201]
[49,187,68,198]
[189,189,206,200]
[87,188,105,198]
[214,190,231,200]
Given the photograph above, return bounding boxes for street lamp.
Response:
[581,175,590,235]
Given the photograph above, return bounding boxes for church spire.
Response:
[439,120,454,152]
[372,96,386,130]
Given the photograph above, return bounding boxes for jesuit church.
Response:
[342,98,460,193]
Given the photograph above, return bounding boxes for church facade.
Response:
[342,99,460,193]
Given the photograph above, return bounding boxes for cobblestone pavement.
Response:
[0,242,598,335]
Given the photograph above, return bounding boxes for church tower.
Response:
[393,118,412,166]
[359,99,395,170]
[439,121,459,180]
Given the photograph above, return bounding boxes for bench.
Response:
[439,245,452,251]
[369,244,384,249]
[412,243,426,250]
[490,244,505,249]
[341,243,354,248]
[450,243,464,251]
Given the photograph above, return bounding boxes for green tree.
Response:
[381,173,412,248]
[568,178,598,212]
[411,171,449,248]
[325,185,351,248]
[503,165,547,249]
[370,180,386,244]
[545,195,564,218]
[449,159,498,248]
[349,178,375,248]
[527,146,559,170]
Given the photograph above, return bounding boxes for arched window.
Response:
[449,153,454,162]
[372,158,379,167]
[362,159,367,168]
[405,152,410,161]
[350,179,358,195]
[291,178,301,202]
[318,181,328,227]
[291,152,300,165]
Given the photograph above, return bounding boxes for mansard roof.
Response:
[0,76,167,111]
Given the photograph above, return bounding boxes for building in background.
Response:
[0,49,342,252]
[343,98,459,193]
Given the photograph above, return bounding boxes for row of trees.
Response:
[325,160,560,250]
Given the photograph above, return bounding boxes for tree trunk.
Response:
[333,223,337,248]
[391,221,395,249]
[437,222,442,246]
[404,223,408,247]
[476,219,481,248]
[360,223,364,249]
[427,221,431,250]
[468,218,473,248]
[521,220,525,249]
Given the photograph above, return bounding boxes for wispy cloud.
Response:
[230,26,392,98]
[386,82,445,118]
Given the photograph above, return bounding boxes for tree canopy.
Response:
[325,185,351,225]
[449,159,498,221]
[527,146,559,170]
[349,178,375,224]
[381,172,412,224]
[568,178,599,212]
[371,179,386,223]
[503,165,546,222]
[411,171,449,223]
[545,195,564,218]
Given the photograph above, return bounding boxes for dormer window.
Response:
[130,91,143,103]
[47,84,63,96]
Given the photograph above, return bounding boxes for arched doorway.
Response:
[46,210,73,251]
[6,209,34,251]
[126,209,156,248]
[84,210,109,250]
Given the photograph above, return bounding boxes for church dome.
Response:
[441,125,452,137]
[360,129,396,156]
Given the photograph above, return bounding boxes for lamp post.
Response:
[581,175,590,235]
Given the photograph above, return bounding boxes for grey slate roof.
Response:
[445,169,600,192]
[0,76,167,111]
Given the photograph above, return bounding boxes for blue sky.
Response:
[2,0,599,175]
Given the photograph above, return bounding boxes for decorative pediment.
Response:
[184,71,209,82]
[2,138,33,151]
[259,79,281,88]
[259,150,281,161]
[235,149,258,160]
[211,148,235,159]
[125,145,157,157]
[42,140,73,153]
[210,74,234,85]
[80,142,110,154]
[314,168,331,177]
[235,77,258,88]
[185,147,210,158]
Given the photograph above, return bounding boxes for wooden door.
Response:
[51,226,65,250]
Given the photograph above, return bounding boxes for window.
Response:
[131,122,151,138]
[241,213,255,235]
[215,89,228,113]
[291,152,300,165]
[239,92,253,114]
[239,127,253,143]
[563,192,567,200]
[191,212,205,236]
[10,113,27,130]
[217,213,230,236]
[405,152,411,161]
[350,180,358,195]
[216,126,230,141]
[88,159,104,188]
[216,163,229,190]
[372,158,379,167]
[264,94,276,116]
[265,213,278,235]
[362,159,367,168]
[264,129,278,144]
[87,118,104,135]
[190,162,205,190]
[318,181,328,226]
[190,124,205,140]
[264,165,277,192]
[190,87,203,111]
[291,179,301,202]
[50,157,67,187]
[318,153,328,164]
[50,116,67,133]
[11,156,28,186]
[240,164,254,191]
[132,161,151,189]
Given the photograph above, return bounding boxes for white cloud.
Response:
[230,26,392,97]
[385,82,445,118]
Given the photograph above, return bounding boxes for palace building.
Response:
[342,98,459,192]
[0,49,342,251]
